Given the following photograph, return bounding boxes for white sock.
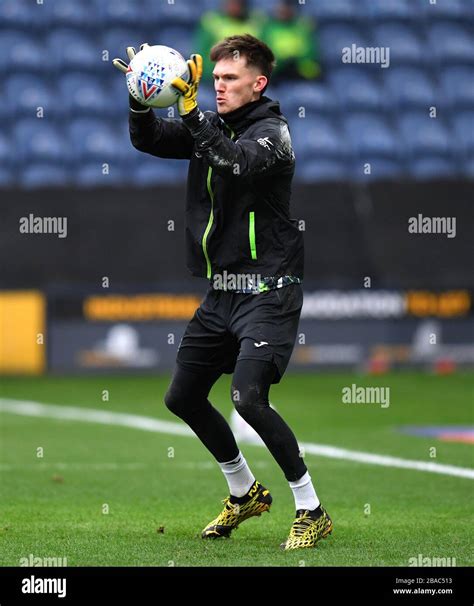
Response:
[289,471,320,511]
[218,452,255,497]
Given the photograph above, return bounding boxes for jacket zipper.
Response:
[201,125,235,279]
[249,211,257,260]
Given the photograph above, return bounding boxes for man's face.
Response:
[213,56,267,114]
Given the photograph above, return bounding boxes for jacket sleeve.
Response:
[181,108,295,178]
[129,108,194,160]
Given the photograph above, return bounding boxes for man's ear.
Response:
[255,75,268,93]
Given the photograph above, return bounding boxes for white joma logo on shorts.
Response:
[254,341,269,348]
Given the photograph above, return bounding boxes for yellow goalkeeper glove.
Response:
[171,54,203,116]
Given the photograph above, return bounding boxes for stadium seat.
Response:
[0,168,15,187]
[318,25,370,66]
[0,0,49,29]
[291,117,348,159]
[6,74,63,119]
[68,119,125,163]
[296,158,349,182]
[19,164,70,188]
[0,131,12,167]
[407,157,459,179]
[304,0,361,24]
[95,0,149,28]
[48,29,102,71]
[349,157,404,181]
[157,26,193,61]
[2,32,45,73]
[74,162,125,186]
[450,112,474,155]
[59,73,110,117]
[419,0,472,22]
[428,23,474,65]
[373,24,425,66]
[50,0,98,28]
[197,86,218,112]
[461,155,474,178]
[439,67,474,109]
[398,112,453,158]
[103,29,148,64]
[343,113,399,158]
[277,82,338,117]
[329,68,384,112]
[131,160,188,186]
[364,0,418,23]
[146,0,202,26]
[15,119,69,165]
[382,68,438,110]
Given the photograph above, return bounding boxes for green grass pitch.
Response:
[0,372,472,567]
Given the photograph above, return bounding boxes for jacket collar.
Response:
[218,95,284,137]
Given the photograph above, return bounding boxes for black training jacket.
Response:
[129,96,304,281]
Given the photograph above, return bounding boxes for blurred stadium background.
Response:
[0,0,473,569]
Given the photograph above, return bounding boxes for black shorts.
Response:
[176,284,303,384]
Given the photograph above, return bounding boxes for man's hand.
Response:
[113,44,150,112]
[171,54,203,117]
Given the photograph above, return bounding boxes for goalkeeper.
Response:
[113,34,332,551]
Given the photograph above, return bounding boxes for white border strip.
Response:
[1,399,473,480]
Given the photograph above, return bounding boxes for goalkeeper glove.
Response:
[113,44,151,112]
[171,54,203,116]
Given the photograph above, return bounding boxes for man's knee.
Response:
[164,382,185,416]
[231,382,268,420]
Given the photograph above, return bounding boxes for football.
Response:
[126,44,190,108]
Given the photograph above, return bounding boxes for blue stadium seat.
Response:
[68,119,125,162]
[106,75,133,117]
[304,0,361,23]
[50,0,98,28]
[343,113,399,158]
[398,112,452,158]
[0,168,15,187]
[290,117,348,158]
[6,74,62,119]
[428,23,474,65]
[364,0,418,22]
[461,156,474,178]
[277,82,338,117]
[19,164,70,188]
[349,157,404,181]
[296,158,349,182]
[0,0,49,29]
[0,131,12,167]
[373,24,425,66]
[48,29,102,71]
[2,32,45,73]
[146,0,202,26]
[157,26,193,61]
[103,29,148,63]
[451,112,474,155]
[318,25,370,66]
[382,67,438,110]
[407,157,458,179]
[95,0,148,28]
[197,86,217,112]
[59,73,110,117]
[439,67,474,109]
[419,0,472,22]
[74,162,125,186]
[131,159,188,186]
[15,119,69,165]
[329,68,384,112]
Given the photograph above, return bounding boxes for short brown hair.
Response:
[210,34,276,94]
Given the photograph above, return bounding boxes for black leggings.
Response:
[164,359,307,482]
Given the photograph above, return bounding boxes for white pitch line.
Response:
[1,398,473,480]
